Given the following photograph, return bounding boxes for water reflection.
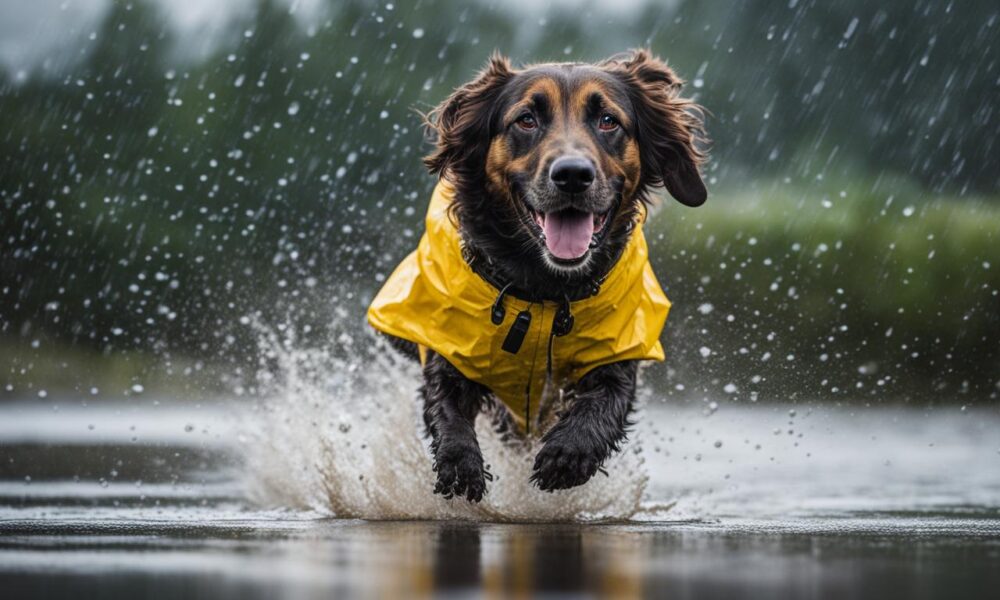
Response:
[2,510,999,598]
[356,522,649,599]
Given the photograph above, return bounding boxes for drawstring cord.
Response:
[547,295,574,375]
[491,283,576,434]
[491,281,514,325]
[538,295,574,433]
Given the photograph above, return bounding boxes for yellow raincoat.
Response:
[367,180,671,432]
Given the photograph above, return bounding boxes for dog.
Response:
[368,49,707,502]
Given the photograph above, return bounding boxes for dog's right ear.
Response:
[424,53,514,181]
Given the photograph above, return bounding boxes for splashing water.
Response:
[242,322,648,522]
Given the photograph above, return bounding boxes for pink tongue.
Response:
[543,209,594,260]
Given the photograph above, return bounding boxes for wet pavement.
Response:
[1,400,998,599]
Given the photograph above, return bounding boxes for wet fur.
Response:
[395,50,707,500]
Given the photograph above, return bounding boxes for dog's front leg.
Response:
[421,350,491,502]
[531,361,638,491]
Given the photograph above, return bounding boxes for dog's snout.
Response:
[549,156,595,194]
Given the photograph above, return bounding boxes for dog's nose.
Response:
[549,156,595,194]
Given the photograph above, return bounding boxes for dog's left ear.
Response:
[424,52,514,183]
[605,49,708,207]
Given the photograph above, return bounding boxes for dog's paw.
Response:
[530,433,604,492]
[432,442,492,502]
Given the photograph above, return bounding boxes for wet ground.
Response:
[1,399,998,599]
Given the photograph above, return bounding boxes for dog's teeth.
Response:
[592,213,607,232]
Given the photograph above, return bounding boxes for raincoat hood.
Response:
[368,180,671,432]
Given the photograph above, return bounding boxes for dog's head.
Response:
[424,50,707,289]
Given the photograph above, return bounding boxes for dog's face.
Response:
[485,68,640,268]
[425,50,707,283]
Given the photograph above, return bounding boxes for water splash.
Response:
[242,322,648,521]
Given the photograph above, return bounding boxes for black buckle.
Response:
[552,301,574,337]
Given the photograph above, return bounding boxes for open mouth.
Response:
[526,206,609,263]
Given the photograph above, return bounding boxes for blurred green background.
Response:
[1,0,997,402]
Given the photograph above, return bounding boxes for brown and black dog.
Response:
[387,49,706,501]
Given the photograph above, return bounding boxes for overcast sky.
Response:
[0,0,286,74]
[0,0,657,75]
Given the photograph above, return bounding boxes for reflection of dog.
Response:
[368,50,707,501]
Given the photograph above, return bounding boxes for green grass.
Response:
[643,179,1000,401]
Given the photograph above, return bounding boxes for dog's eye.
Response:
[598,114,619,131]
[515,114,537,131]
